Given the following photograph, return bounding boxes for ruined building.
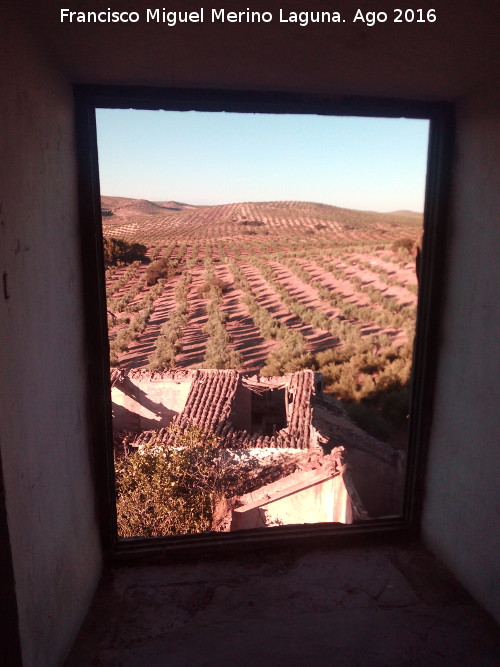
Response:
[111,368,403,526]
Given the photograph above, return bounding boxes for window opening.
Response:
[76,89,451,552]
[250,387,288,436]
[98,109,427,538]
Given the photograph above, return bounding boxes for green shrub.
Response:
[197,276,227,298]
[115,426,224,537]
[104,237,148,265]
[145,258,177,285]
[115,425,250,537]
[392,237,414,253]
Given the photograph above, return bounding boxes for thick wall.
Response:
[0,7,102,665]
[421,80,500,623]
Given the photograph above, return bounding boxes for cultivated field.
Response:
[103,197,422,445]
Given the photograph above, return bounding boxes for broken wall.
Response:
[112,373,192,432]
[231,470,354,530]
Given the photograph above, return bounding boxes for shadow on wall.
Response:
[112,402,178,433]
[112,376,188,432]
[346,447,404,518]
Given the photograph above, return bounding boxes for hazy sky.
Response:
[96,109,429,212]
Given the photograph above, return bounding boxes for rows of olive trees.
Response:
[229,261,309,375]
[202,266,242,369]
[148,273,192,371]
[109,279,165,365]
[279,252,415,335]
[248,256,364,346]
[106,261,142,299]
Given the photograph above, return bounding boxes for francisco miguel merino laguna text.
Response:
[61,8,348,27]
[61,8,438,27]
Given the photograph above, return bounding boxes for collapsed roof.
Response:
[111,368,404,519]
[113,368,317,450]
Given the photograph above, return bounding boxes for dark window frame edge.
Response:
[74,85,454,561]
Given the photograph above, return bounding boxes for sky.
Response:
[96,109,429,213]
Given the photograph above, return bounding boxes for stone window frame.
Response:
[75,85,453,560]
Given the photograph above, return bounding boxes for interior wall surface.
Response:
[421,79,500,623]
[0,7,102,665]
[23,0,499,101]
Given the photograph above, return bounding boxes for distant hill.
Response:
[389,210,423,222]
[101,196,197,219]
[101,196,422,242]
[154,201,197,211]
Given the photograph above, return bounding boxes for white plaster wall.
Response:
[421,80,500,623]
[0,6,102,665]
[112,377,191,432]
[232,470,354,530]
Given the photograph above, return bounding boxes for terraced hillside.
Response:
[102,197,422,243]
[103,197,422,445]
